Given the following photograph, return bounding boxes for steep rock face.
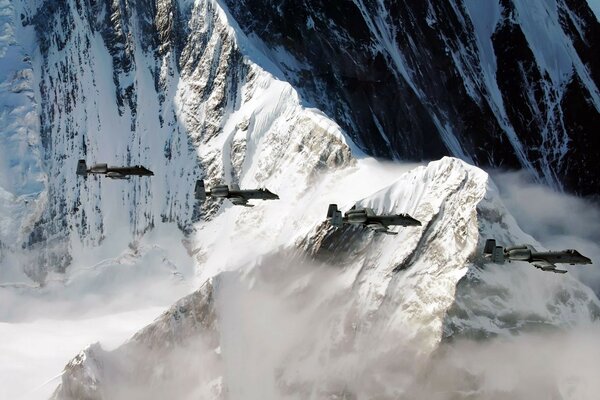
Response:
[221,0,600,196]
[53,158,600,399]
[445,181,600,339]
[11,0,353,280]
[0,0,45,278]
[20,0,207,276]
[8,0,599,281]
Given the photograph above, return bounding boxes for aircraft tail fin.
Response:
[195,179,207,201]
[484,239,505,263]
[327,204,343,227]
[483,239,496,255]
[76,159,87,176]
[327,204,337,219]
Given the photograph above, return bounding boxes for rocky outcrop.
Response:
[12,0,352,280]
[221,0,600,196]
[7,0,599,281]
[53,158,600,399]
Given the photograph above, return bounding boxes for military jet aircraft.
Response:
[326,204,421,235]
[76,159,153,179]
[195,179,279,207]
[483,239,592,274]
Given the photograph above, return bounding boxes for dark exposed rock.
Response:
[221,0,600,196]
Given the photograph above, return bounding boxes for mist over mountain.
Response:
[0,0,599,399]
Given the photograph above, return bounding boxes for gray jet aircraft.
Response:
[483,239,592,274]
[326,204,421,235]
[195,179,279,207]
[76,159,154,179]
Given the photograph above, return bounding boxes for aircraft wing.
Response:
[374,214,421,227]
[229,196,253,207]
[531,259,567,274]
[106,172,129,179]
[366,221,397,235]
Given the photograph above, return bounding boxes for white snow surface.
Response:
[0,308,164,400]
[52,157,600,399]
[0,0,598,398]
[0,0,44,248]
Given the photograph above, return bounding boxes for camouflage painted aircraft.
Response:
[195,179,279,207]
[326,204,421,235]
[76,160,153,179]
[483,239,592,274]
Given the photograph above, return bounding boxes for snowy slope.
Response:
[53,158,600,399]
[222,0,600,196]
[1,0,598,398]
[0,0,45,267]
[0,1,367,395]
[4,0,598,278]
[4,0,360,282]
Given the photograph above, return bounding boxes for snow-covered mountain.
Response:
[3,0,598,281]
[0,0,45,272]
[52,158,600,399]
[223,0,600,196]
[0,0,599,398]
[3,0,354,281]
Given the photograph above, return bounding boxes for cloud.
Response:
[0,223,196,399]
[5,164,600,399]
[491,170,600,294]
[411,327,600,399]
[77,253,600,400]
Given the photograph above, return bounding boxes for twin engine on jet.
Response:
[88,163,108,174]
[346,209,368,224]
[505,246,532,261]
[211,185,230,198]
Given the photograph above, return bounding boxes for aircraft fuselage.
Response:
[77,160,154,179]
[327,204,421,235]
[209,185,279,201]
[195,180,279,207]
[504,246,592,265]
[484,239,593,274]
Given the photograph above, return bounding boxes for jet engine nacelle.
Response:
[211,185,230,197]
[89,163,108,173]
[346,210,368,224]
[506,248,532,261]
